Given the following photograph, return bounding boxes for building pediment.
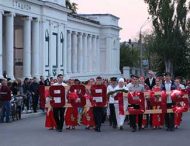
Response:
[40,0,66,7]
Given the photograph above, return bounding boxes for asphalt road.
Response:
[0,112,190,146]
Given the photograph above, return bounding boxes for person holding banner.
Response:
[139,76,150,128]
[82,93,95,129]
[65,92,79,129]
[161,72,177,131]
[128,75,144,132]
[173,77,186,129]
[52,74,68,132]
[151,77,164,129]
[81,79,96,129]
[45,96,56,130]
[114,78,128,130]
[91,76,107,132]
[107,77,118,129]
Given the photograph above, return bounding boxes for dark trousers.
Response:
[129,104,143,129]
[32,94,39,112]
[23,96,30,110]
[93,107,104,130]
[17,106,22,119]
[109,104,117,127]
[165,103,175,130]
[53,107,65,130]
[0,101,11,122]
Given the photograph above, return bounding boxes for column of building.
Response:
[5,12,15,79]
[31,18,40,78]
[0,10,3,78]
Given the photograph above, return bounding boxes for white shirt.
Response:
[107,84,117,104]
[53,82,68,86]
[127,83,144,92]
[165,81,172,103]
[149,78,153,85]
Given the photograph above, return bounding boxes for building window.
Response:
[45,30,49,67]
[60,32,64,67]
[52,32,58,68]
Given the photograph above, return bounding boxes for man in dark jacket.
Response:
[30,77,39,113]
[22,78,31,111]
[161,72,177,131]
[0,79,11,123]
[145,70,156,90]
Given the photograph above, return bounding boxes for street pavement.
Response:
[0,112,190,146]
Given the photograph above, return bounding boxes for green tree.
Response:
[143,33,165,75]
[66,0,78,14]
[144,0,190,76]
[120,42,140,73]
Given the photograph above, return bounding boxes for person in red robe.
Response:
[45,97,56,129]
[151,77,164,129]
[65,92,78,129]
[139,76,150,129]
[82,93,95,129]
[174,77,185,128]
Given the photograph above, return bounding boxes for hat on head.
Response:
[57,74,63,77]
[130,74,135,78]
[96,76,102,80]
[110,77,117,81]
[118,78,124,83]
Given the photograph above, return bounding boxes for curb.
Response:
[21,111,45,119]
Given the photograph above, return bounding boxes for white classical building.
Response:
[0,0,121,80]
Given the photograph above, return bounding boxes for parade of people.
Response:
[0,0,190,146]
[1,70,190,134]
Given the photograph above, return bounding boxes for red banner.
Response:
[128,92,145,115]
[91,84,107,107]
[49,86,65,108]
[69,85,86,107]
[171,90,189,113]
[150,91,167,113]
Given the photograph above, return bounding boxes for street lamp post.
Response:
[139,31,143,76]
[139,17,150,76]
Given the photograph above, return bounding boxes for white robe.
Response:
[114,85,128,127]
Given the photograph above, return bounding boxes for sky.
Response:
[72,0,151,42]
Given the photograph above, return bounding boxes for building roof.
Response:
[68,14,100,25]
[79,13,120,20]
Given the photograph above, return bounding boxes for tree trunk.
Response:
[165,59,174,76]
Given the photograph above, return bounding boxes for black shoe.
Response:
[119,126,123,130]
[166,128,169,131]
[66,127,71,130]
[132,128,136,132]
[94,128,101,132]
[58,129,62,132]
[85,126,90,130]
[170,128,174,131]
[138,127,142,131]
[113,125,117,129]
